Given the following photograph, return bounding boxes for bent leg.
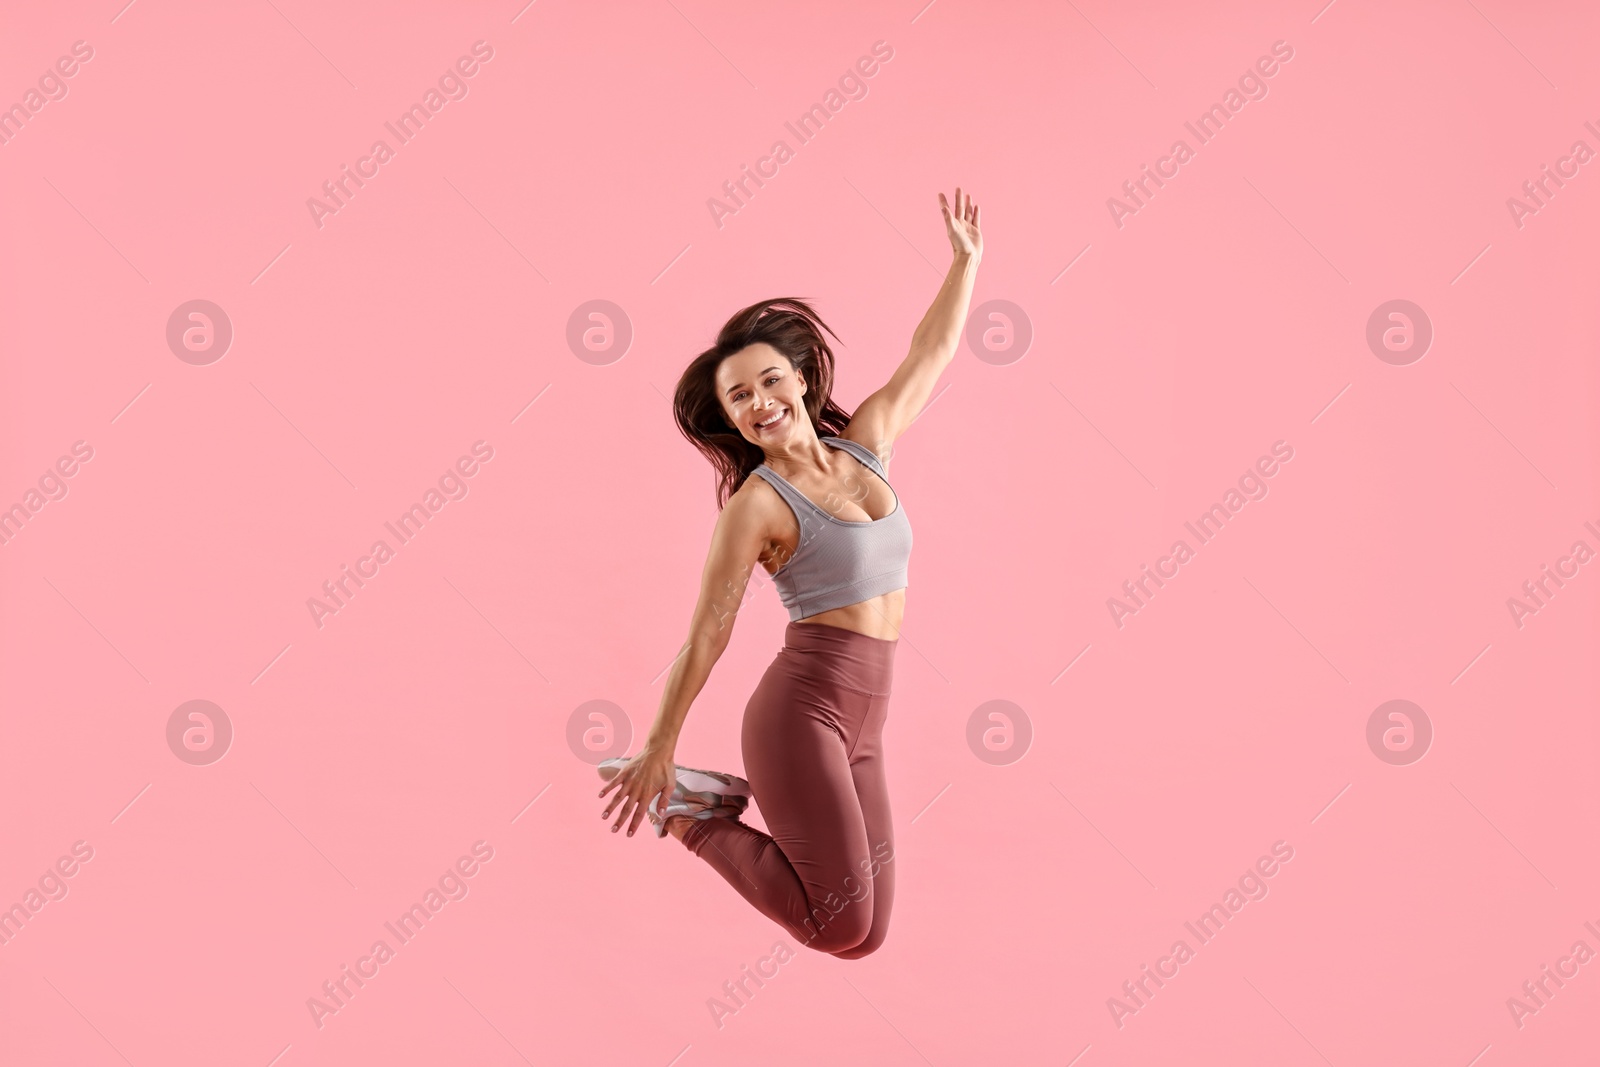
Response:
[679,663,877,954]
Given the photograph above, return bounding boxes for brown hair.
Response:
[673,297,854,508]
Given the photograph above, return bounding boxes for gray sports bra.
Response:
[749,435,913,621]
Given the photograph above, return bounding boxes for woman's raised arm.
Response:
[847,187,983,457]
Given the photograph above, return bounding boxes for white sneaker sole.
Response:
[647,799,747,838]
[674,764,751,797]
[597,758,751,798]
[598,758,752,838]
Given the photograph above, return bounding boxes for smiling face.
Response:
[716,343,808,447]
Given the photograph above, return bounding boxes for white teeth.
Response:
[757,409,786,428]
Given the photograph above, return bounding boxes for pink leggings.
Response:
[681,619,898,958]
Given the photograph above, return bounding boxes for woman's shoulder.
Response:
[718,470,795,552]
[726,466,783,517]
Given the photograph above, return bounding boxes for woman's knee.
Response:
[829,925,887,959]
[798,903,872,955]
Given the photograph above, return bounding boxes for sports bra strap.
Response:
[749,465,821,515]
[822,435,888,480]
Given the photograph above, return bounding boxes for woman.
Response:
[599,187,982,958]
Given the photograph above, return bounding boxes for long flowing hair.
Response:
[673,297,854,508]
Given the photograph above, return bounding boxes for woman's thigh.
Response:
[832,691,895,958]
[742,657,878,943]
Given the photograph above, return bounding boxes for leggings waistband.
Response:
[779,620,898,696]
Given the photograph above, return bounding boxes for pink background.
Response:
[2,1,1596,1064]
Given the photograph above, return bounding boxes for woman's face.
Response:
[717,344,807,445]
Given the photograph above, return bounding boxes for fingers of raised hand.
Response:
[941,188,978,229]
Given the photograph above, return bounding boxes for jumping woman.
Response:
[598,187,983,958]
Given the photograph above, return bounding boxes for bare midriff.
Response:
[794,588,905,641]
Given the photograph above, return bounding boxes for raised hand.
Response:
[938,187,982,262]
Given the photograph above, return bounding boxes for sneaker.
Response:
[597,758,752,837]
[597,758,751,800]
[645,795,748,838]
